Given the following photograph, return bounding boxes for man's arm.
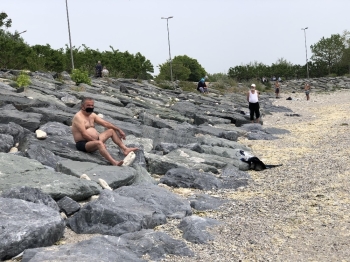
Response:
[94,115,126,139]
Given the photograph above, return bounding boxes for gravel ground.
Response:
[159,90,350,262]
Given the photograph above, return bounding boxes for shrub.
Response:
[71,69,91,86]
[16,71,31,87]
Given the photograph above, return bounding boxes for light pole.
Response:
[65,0,74,70]
[161,16,173,83]
[301,27,309,79]
[13,30,27,38]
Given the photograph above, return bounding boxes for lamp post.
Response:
[161,16,173,83]
[301,27,309,79]
[65,0,74,70]
[13,30,27,38]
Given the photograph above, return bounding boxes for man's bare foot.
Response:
[123,147,138,156]
[112,160,124,166]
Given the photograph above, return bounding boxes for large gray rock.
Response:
[0,198,65,261]
[116,183,192,218]
[189,193,228,211]
[0,134,13,152]
[1,186,59,211]
[0,104,42,132]
[56,159,136,189]
[22,230,194,262]
[178,215,221,244]
[0,153,101,201]
[160,167,223,190]
[68,190,166,236]
[146,148,249,175]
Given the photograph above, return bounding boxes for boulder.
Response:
[178,215,221,244]
[0,198,65,261]
[68,190,166,236]
[115,183,192,218]
[1,186,59,211]
[0,153,101,201]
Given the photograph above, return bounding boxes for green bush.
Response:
[16,71,31,87]
[71,69,91,86]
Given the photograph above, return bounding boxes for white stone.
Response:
[9,147,18,153]
[97,113,104,118]
[35,129,47,139]
[122,151,136,166]
[60,212,67,219]
[80,174,91,180]
[15,143,19,147]
[98,178,112,190]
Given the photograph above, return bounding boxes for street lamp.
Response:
[301,27,309,79]
[161,16,173,83]
[65,0,74,70]
[13,30,27,38]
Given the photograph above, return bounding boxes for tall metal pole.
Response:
[161,16,173,83]
[65,0,74,70]
[302,27,309,79]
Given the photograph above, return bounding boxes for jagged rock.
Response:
[0,134,13,152]
[0,153,101,201]
[57,196,80,216]
[22,230,194,262]
[115,183,192,218]
[160,167,223,190]
[189,193,228,210]
[56,159,136,189]
[0,198,65,261]
[0,104,42,132]
[68,190,167,236]
[178,215,221,244]
[1,186,59,211]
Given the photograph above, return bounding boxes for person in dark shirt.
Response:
[95,61,102,77]
[197,76,208,93]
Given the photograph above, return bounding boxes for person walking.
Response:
[247,84,260,124]
[305,82,311,101]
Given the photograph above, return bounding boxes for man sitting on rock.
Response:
[72,97,138,166]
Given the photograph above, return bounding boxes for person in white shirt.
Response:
[102,66,109,77]
[246,83,260,124]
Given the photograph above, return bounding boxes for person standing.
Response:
[274,80,280,98]
[95,61,103,77]
[305,82,311,101]
[247,84,260,124]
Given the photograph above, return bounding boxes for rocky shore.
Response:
[0,70,349,261]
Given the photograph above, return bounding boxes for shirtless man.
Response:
[72,97,138,166]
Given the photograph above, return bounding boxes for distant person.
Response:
[304,82,311,100]
[95,61,102,77]
[278,76,282,82]
[102,66,109,77]
[275,81,280,98]
[71,97,138,166]
[272,76,276,81]
[247,84,260,124]
[197,76,208,94]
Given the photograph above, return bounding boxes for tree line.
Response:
[0,12,154,79]
[1,12,349,82]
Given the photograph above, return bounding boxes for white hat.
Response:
[251,84,256,87]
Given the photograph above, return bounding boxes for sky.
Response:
[2,0,350,75]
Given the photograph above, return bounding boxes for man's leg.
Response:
[85,140,123,166]
[99,129,138,156]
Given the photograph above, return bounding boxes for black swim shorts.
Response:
[76,140,87,152]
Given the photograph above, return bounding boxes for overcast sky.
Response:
[2,0,349,75]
